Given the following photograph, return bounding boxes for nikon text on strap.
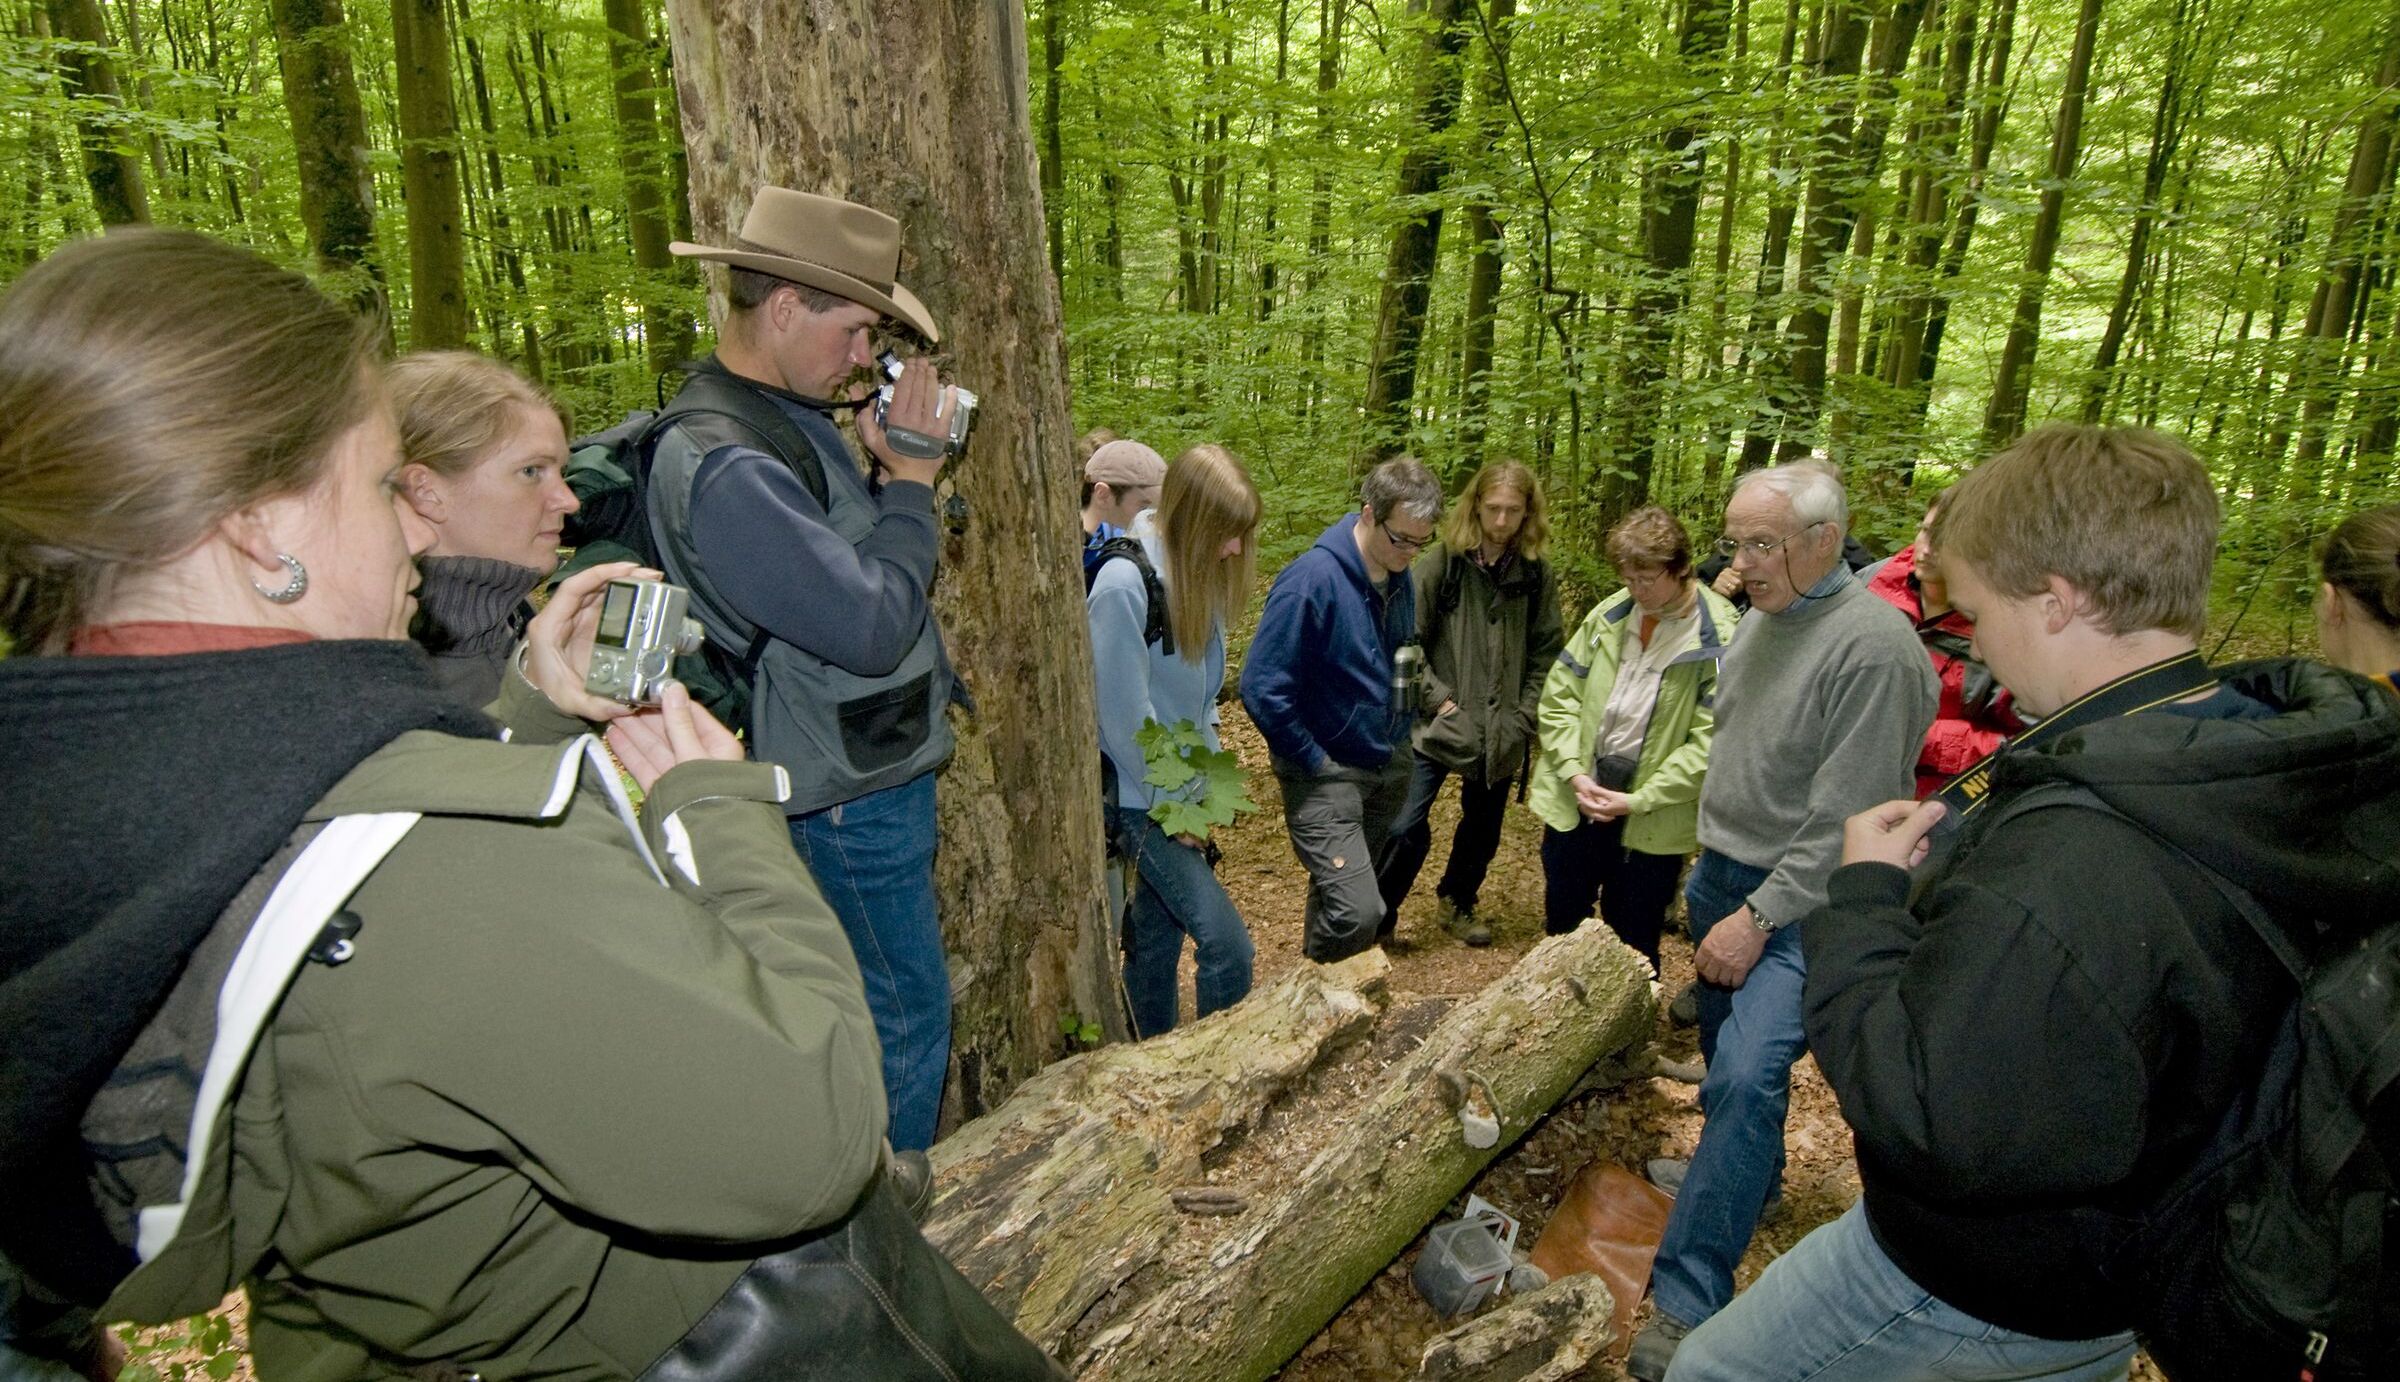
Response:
[1928,650,2218,835]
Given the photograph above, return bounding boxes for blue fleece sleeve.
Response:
[1089,560,1159,807]
[1239,564,1325,772]
[688,446,938,677]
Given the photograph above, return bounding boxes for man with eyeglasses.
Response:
[1242,457,1445,962]
[1628,461,1937,1382]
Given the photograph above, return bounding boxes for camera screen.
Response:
[596,583,635,648]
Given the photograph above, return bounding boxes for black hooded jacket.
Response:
[1800,659,2400,1342]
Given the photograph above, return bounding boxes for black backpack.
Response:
[1083,535,1174,658]
[557,362,837,734]
[1086,536,1173,856]
[1995,783,2399,1380]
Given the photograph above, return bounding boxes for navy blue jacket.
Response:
[1240,514,1418,773]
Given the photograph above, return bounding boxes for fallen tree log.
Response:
[925,925,1655,1381]
[922,950,1393,1346]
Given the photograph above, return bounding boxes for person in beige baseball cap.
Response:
[1080,438,1167,565]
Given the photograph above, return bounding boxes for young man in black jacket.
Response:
[1666,424,2400,1380]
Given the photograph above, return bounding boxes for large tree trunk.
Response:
[390,0,470,348]
[47,0,147,225]
[269,0,382,316]
[926,929,1656,1381]
[1982,0,2104,446]
[662,0,1118,1127]
[1359,0,1472,466]
[1601,0,1734,526]
[603,0,692,371]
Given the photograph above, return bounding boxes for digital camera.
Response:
[872,351,978,460]
[584,578,706,706]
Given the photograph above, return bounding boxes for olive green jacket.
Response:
[101,666,887,1380]
[1409,545,1566,785]
[1529,585,1738,855]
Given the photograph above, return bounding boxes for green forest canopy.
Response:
[4,0,2394,604]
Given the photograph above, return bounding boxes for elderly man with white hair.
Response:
[1628,462,1939,1381]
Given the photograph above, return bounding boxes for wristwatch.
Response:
[1748,903,1776,934]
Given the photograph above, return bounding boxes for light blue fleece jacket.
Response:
[1090,512,1226,810]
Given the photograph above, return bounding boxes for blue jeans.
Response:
[791,773,949,1151]
[1651,848,1806,1329]
[1117,807,1255,1038]
[1669,1203,2137,1381]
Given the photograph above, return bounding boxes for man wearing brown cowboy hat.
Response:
[650,186,967,1151]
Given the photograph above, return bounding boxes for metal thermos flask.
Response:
[1392,643,1424,717]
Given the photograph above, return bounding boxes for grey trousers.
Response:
[1274,753,1415,963]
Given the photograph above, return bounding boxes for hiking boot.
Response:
[1646,1156,1780,1211]
[1625,1313,1693,1382]
[1667,980,1700,1028]
[1436,897,1492,947]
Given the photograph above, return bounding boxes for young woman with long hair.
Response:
[1089,443,1262,1037]
[1373,459,1564,947]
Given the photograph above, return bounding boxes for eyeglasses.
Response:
[1714,521,1826,562]
[1381,521,1434,553]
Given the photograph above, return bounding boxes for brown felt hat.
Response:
[671,188,941,344]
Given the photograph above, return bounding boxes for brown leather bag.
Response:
[1527,1164,1675,1361]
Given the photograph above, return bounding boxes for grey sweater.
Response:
[1697,575,1938,929]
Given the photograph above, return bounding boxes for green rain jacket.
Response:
[99,667,888,1380]
[1528,584,1738,855]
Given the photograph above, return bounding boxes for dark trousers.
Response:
[1275,753,1414,962]
[1538,816,1684,966]
[1374,751,1513,918]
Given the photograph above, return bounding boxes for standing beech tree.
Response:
[660,0,1116,1128]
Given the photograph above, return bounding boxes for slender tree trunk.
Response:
[1040,0,1065,294]
[453,0,540,378]
[269,0,382,319]
[662,0,1115,1129]
[2082,0,2202,420]
[1879,0,1977,393]
[1983,0,2104,445]
[2285,4,2400,481]
[1601,0,1734,522]
[604,0,691,371]
[390,0,469,348]
[1302,0,1350,392]
[1741,0,1931,466]
[47,0,148,224]
[1359,0,1472,465]
[1915,0,2015,394]
[1457,0,1518,462]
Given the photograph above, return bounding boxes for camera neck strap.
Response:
[1930,649,2217,833]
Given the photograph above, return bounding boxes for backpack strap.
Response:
[1085,536,1174,658]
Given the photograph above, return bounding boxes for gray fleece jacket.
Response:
[1696,573,1938,929]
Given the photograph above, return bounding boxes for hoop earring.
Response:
[253,552,308,604]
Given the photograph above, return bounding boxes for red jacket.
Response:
[1867,547,2023,798]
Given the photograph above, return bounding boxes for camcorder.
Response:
[584,578,706,706]
[872,351,977,461]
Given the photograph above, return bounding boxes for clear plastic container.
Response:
[1413,1215,1515,1317]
